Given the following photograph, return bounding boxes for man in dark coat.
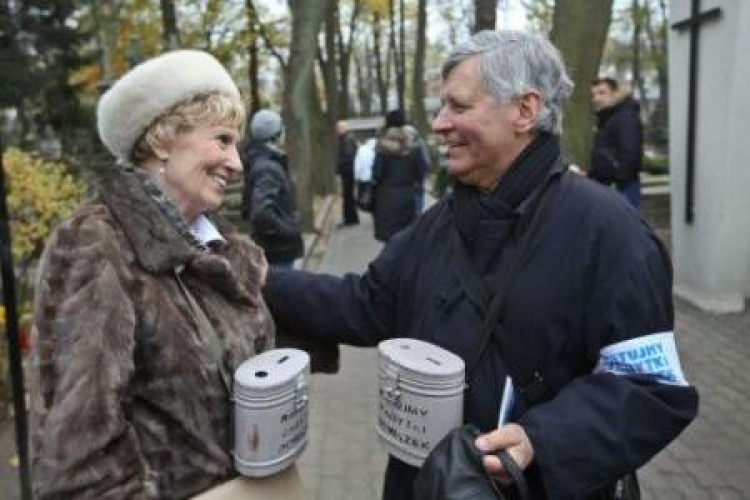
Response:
[264,31,698,499]
[241,109,303,267]
[589,77,644,208]
[336,120,360,226]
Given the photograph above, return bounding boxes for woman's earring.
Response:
[158,166,165,175]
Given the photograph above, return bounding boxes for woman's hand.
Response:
[474,423,534,484]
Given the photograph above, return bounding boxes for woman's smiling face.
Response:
[158,123,243,224]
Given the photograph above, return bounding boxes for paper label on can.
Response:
[235,398,308,465]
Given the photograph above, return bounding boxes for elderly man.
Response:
[264,31,697,499]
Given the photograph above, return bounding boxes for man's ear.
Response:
[515,90,542,134]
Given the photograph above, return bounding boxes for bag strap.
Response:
[495,450,532,500]
[174,269,233,394]
[455,176,557,393]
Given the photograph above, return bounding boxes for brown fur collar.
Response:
[97,166,262,301]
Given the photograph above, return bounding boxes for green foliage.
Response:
[3,148,86,266]
[643,152,668,175]
[522,0,555,33]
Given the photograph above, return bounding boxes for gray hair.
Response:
[441,30,574,135]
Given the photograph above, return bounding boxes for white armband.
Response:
[594,332,689,386]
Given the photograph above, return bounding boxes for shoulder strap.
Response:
[174,270,233,394]
[455,177,559,406]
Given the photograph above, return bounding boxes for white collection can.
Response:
[376,338,465,467]
[233,348,310,477]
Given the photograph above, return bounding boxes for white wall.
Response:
[669,0,750,312]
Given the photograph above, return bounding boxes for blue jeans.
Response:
[619,181,641,209]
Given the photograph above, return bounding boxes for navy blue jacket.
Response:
[589,96,644,189]
[265,169,698,499]
[241,141,304,264]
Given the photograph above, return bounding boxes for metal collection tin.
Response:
[233,348,310,478]
[376,338,465,467]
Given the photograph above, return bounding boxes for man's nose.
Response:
[431,107,450,133]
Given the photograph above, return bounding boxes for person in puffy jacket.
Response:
[241,109,304,267]
[589,77,644,208]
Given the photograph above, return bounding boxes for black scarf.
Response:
[451,132,561,258]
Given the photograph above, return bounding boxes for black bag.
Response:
[413,425,531,500]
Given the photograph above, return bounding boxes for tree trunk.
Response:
[630,0,647,112]
[550,0,614,168]
[91,1,121,90]
[397,0,406,113]
[245,0,261,115]
[387,0,403,112]
[285,0,331,229]
[322,1,339,124]
[336,1,361,119]
[356,41,373,116]
[310,76,337,195]
[644,0,668,148]
[160,0,180,51]
[411,0,429,135]
[474,0,497,32]
[373,11,388,116]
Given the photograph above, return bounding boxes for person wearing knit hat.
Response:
[249,109,284,143]
[240,109,304,267]
[29,50,307,497]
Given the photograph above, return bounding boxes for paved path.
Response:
[296,215,388,500]
[298,210,750,499]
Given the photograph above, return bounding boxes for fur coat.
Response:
[29,166,274,499]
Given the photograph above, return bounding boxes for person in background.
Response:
[241,109,304,268]
[589,77,644,208]
[354,136,378,212]
[262,31,698,499]
[335,120,360,226]
[29,50,277,498]
[370,109,426,242]
[403,124,432,213]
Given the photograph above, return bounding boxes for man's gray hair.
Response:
[442,30,574,135]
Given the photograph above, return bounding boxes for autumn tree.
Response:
[2,148,85,305]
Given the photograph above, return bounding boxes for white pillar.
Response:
[669,0,750,312]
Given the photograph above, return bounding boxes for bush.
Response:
[4,148,87,265]
[643,153,668,175]
[1,148,86,411]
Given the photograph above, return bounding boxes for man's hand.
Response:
[474,424,534,484]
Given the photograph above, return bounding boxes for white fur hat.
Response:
[97,49,240,161]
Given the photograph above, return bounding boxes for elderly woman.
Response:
[29,50,275,498]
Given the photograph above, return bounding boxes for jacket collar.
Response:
[98,166,233,274]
